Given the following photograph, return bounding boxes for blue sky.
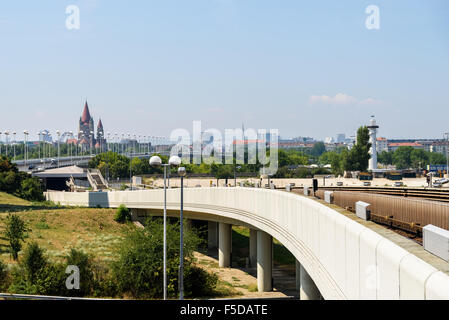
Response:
[0,0,448,141]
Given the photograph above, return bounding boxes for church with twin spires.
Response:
[77,101,106,151]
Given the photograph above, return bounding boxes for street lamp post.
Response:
[149,155,181,300]
[234,165,241,187]
[90,130,94,155]
[4,131,9,157]
[69,131,74,165]
[56,130,61,167]
[178,166,186,300]
[23,130,29,166]
[37,132,41,161]
[128,133,132,190]
[12,131,16,161]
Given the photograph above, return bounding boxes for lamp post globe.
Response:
[178,166,186,177]
[149,155,162,167]
[168,155,181,167]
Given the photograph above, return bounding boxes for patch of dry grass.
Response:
[0,206,134,265]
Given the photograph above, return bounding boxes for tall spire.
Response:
[97,118,103,130]
[81,101,91,123]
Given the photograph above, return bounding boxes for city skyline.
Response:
[0,1,448,140]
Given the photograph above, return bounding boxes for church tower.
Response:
[78,101,95,147]
[95,118,106,151]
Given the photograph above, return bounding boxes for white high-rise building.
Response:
[336,133,346,143]
[367,116,379,170]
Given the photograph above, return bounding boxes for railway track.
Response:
[317,186,449,203]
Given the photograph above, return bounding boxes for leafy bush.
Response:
[64,249,95,297]
[0,260,9,291]
[9,242,66,296]
[112,218,216,299]
[114,204,131,223]
[0,156,44,201]
[120,184,129,191]
[20,177,45,201]
[184,266,218,297]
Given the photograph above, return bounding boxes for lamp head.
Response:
[178,166,186,177]
[168,155,181,167]
[149,155,162,167]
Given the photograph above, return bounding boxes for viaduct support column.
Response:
[249,229,257,268]
[299,264,321,300]
[208,221,218,249]
[218,223,231,268]
[295,260,301,293]
[257,231,272,292]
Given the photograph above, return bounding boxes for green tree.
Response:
[429,152,447,165]
[4,214,29,260]
[392,146,413,169]
[20,177,44,201]
[378,150,393,165]
[410,149,429,169]
[319,151,345,175]
[343,126,371,172]
[311,142,326,156]
[215,165,233,180]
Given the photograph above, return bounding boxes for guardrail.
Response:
[0,293,114,300]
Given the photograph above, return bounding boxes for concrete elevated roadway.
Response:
[45,187,449,300]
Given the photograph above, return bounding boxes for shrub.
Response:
[112,218,213,299]
[3,214,29,260]
[9,242,66,296]
[64,249,95,297]
[20,177,45,202]
[184,266,218,298]
[120,184,129,191]
[0,260,9,291]
[114,204,131,223]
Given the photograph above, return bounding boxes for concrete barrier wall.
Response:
[46,188,449,300]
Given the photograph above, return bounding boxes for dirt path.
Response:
[194,251,298,299]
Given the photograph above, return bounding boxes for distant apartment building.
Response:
[325,143,345,152]
[279,141,314,150]
[430,141,448,155]
[376,137,388,152]
[387,142,424,152]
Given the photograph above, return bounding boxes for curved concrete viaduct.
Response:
[45,188,449,300]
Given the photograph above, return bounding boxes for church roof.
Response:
[97,118,103,129]
[81,101,91,122]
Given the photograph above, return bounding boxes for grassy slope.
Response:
[0,192,133,265]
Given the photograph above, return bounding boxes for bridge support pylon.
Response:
[208,221,218,249]
[249,229,257,268]
[257,231,273,292]
[299,263,321,300]
[218,223,232,268]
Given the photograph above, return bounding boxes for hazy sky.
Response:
[0,0,448,141]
